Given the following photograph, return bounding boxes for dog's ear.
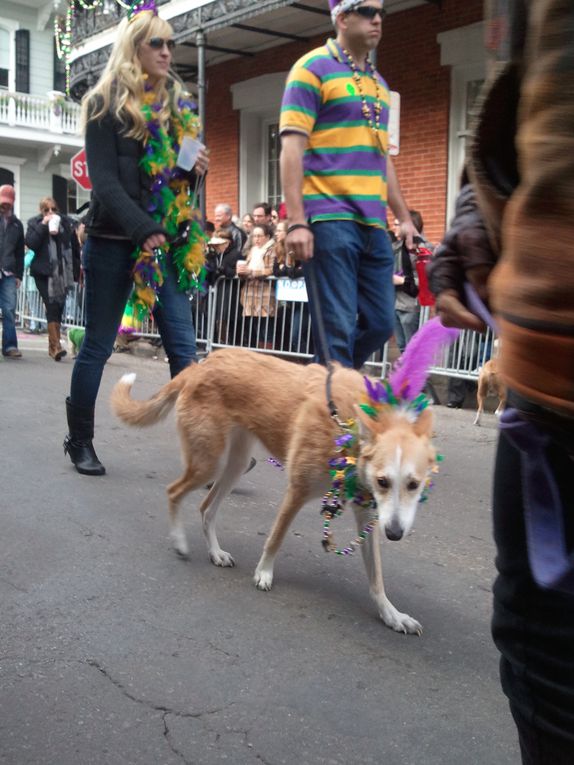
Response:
[413,407,434,439]
[354,404,391,442]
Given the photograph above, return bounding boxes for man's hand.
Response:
[286,224,314,262]
[142,233,167,253]
[399,219,419,251]
[435,289,486,333]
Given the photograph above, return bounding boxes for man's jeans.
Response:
[0,274,18,355]
[304,221,394,368]
[70,237,197,410]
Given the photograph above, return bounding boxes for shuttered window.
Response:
[15,29,29,93]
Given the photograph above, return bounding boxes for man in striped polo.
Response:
[280,0,416,368]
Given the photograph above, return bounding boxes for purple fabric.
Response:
[499,408,574,594]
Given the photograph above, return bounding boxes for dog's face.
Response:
[355,407,436,541]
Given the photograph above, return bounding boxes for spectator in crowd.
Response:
[429,1,574,761]
[237,223,276,348]
[64,7,208,476]
[252,202,275,234]
[0,184,24,359]
[280,0,416,368]
[271,209,279,227]
[393,209,426,353]
[25,197,81,361]
[204,228,243,344]
[241,213,254,236]
[214,203,246,252]
[204,220,215,238]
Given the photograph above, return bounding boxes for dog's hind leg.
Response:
[254,485,306,591]
[354,507,422,635]
[200,429,256,568]
[167,466,202,558]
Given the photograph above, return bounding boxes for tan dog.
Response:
[110,348,437,634]
[473,358,506,426]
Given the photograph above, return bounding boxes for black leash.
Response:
[305,262,343,424]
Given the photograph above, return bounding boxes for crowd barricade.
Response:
[15,271,493,381]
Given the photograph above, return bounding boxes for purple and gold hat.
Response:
[329,0,383,24]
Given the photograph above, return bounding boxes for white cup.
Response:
[177,136,205,171]
[48,214,61,234]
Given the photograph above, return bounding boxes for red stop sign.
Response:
[71,148,92,191]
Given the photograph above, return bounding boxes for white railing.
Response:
[0,91,80,135]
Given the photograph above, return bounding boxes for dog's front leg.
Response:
[254,486,304,591]
[355,508,422,635]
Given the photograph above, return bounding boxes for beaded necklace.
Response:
[341,46,382,136]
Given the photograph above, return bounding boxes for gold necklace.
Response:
[342,47,382,135]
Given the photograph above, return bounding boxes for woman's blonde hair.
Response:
[80,12,183,140]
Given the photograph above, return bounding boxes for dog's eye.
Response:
[406,479,420,492]
[377,477,391,490]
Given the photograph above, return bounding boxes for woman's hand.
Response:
[194,148,210,176]
[393,274,405,286]
[236,261,249,277]
[142,233,167,253]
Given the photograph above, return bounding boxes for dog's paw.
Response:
[170,527,189,558]
[379,603,423,635]
[209,549,235,567]
[254,568,273,591]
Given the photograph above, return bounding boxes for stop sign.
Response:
[71,148,92,191]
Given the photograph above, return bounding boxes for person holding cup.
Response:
[63,1,209,476]
[25,197,80,361]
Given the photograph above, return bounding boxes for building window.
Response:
[53,38,66,93]
[266,122,281,210]
[67,178,91,216]
[0,28,10,89]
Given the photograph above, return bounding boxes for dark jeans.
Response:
[304,221,394,369]
[492,432,574,762]
[70,237,197,410]
[394,307,420,353]
[0,273,18,354]
[34,275,64,323]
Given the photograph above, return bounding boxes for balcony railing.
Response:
[71,1,169,46]
[0,91,80,135]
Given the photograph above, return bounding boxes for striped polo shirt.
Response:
[280,38,390,228]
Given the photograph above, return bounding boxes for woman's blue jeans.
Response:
[70,237,197,410]
[303,221,395,369]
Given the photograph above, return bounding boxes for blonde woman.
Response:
[64,2,208,476]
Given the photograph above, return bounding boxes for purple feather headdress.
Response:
[388,317,460,401]
[128,0,158,23]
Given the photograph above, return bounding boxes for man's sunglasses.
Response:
[350,7,387,22]
[147,37,176,51]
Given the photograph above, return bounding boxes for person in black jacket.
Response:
[25,197,80,361]
[0,184,24,359]
[64,5,208,476]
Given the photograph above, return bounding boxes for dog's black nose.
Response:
[385,525,404,541]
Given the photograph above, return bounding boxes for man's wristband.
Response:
[287,223,312,235]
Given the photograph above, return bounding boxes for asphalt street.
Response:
[1,335,520,765]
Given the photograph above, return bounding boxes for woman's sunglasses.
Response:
[43,206,58,213]
[147,37,176,51]
[350,7,387,22]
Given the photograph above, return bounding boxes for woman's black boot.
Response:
[63,397,106,476]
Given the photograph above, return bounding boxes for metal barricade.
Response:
[15,271,493,382]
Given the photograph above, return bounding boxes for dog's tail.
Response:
[110,371,187,427]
